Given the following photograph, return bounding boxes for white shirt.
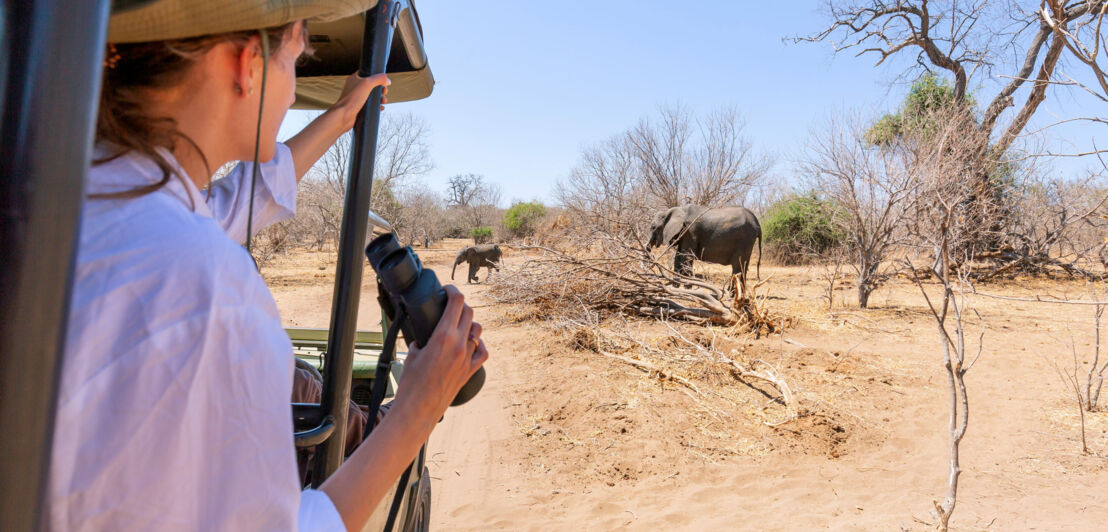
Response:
[48,144,346,531]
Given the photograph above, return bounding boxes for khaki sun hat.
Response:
[109,0,434,107]
[109,0,379,43]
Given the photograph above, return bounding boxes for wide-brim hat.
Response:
[109,0,434,107]
[109,0,378,43]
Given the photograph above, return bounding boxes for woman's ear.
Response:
[232,35,261,97]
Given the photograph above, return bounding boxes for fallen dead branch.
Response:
[566,312,802,427]
[726,358,798,426]
[655,317,799,425]
[594,349,701,396]
[488,235,790,335]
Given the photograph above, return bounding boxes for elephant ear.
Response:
[661,207,688,246]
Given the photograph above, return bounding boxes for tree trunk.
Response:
[857,279,871,309]
[857,260,875,308]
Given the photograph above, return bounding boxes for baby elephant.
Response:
[452,244,502,284]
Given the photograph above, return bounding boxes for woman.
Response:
[49,13,486,532]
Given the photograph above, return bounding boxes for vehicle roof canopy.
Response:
[109,0,434,109]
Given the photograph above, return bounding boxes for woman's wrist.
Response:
[316,106,356,141]
[387,391,445,435]
[326,104,359,133]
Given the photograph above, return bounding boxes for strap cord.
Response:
[245,29,270,256]
[366,306,406,440]
[365,306,414,532]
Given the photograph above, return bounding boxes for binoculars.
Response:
[366,233,485,406]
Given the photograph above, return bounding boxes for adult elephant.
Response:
[647,205,762,287]
[452,244,502,284]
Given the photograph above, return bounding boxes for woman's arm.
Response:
[319,285,488,531]
[285,73,390,181]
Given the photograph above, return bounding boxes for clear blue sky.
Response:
[280,0,1104,206]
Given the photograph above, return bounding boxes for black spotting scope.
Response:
[366,233,486,406]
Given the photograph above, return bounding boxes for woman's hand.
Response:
[331,72,390,130]
[285,72,390,181]
[392,285,489,425]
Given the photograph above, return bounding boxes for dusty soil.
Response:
[265,240,1108,530]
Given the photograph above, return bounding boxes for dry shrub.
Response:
[728,276,795,337]
[524,213,572,248]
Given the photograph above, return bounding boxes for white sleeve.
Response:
[298,489,348,532]
[206,142,298,244]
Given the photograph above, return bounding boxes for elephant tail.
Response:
[756,231,762,280]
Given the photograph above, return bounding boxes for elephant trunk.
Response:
[452,250,465,280]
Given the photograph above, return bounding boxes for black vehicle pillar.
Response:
[0,1,112,529]
[312,0,406,485]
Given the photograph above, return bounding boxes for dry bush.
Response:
[980,170,1108,280]
[526,212,572,248]
[250,222,294,268]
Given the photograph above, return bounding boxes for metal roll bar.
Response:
[0,2,113,529]
[298,0,424,485]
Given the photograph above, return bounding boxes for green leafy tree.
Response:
[503,201,546,239]
[865,74,975,146]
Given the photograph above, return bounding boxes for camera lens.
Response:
[378,248,420,293]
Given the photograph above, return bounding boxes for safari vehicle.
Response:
[0,1,440,530]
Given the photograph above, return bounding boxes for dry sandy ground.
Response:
[265,241,1108,531]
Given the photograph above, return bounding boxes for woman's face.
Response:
[254,22,306,161]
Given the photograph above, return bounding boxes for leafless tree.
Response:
[1084,287,1108,410]
[802,0,1106,261]
[556,134,653,239]
[1052,342,1092,454]
[627,104,772,209]
[906,238,984,532]
[374,112,434,201]
[392,187,447,247]
[446,173,502,232]
[1040,0,1108,103]
[802,112,929,307]
[894,105,991,531]
[558,105,770,241]
[445,173,481,210]
[306,112,433,248]
[814,243,852,311]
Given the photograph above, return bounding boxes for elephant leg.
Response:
[673,252,693,277]
[468,261,479,283]
[739,251,753,294]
